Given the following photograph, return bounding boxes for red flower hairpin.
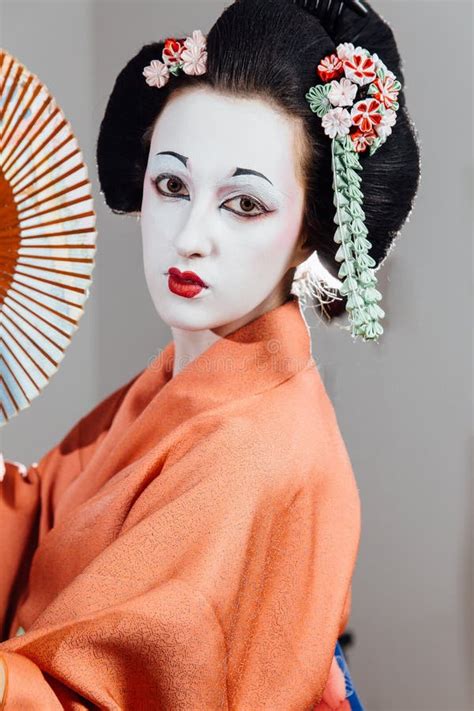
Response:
[142,29,207,89]
[306,42,401,155]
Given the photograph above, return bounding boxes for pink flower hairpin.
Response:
[142,29,207,89]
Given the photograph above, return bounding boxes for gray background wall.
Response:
[1,2,472,709]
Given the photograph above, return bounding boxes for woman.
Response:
[0,0,420,708]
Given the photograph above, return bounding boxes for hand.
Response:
[0,454,29,483]
[314,655,347,710]
[0,657,6,704]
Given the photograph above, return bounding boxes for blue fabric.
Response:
[334,640,365,710]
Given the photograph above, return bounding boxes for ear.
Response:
[288,231,314,269]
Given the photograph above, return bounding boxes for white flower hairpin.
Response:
[142,30,207,88]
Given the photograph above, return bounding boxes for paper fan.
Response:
[0,48,97,427]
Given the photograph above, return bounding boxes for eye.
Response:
[151,174,270,219]
[153,174,189,199]
[222,195,269,219]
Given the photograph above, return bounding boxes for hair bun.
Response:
[293,0,370,43]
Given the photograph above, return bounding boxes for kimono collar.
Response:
[55,297,317,518]
[156,296,311,392]
[135,296,313,428]
[78,297,316,489]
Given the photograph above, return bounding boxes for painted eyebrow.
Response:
[154,151,274,186]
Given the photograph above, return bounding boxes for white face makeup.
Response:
[140,86,308,339]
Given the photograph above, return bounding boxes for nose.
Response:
[174,205,213,260]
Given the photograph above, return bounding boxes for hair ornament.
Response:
[142,29,207,88]
[306,42,402,342]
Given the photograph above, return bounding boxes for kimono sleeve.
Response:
[0,421,80,643]
[0,378,134,643]
[0,416,361,710]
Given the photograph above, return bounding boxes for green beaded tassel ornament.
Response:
[304,43,402,343]
[331,135,385,340]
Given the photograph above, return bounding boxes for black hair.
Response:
[96,0,421,321]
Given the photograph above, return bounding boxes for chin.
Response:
[152,296,216,331]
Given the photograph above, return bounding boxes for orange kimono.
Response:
[0,298,361,710]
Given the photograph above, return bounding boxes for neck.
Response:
[170,287,295,379]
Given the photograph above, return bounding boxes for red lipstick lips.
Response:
[167,267,208,298]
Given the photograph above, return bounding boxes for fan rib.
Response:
[3,99,57,173]
[10,279,86,310]
[19,193,92,221]
[2,74,34,140]
[0,353,31,409]
[1,307,60,371]
[0,63,22,126]
[15,264,92,287]
[8,115,68,181]
[12,142,78,193]
[16,178,90,207]
[1,319,49,385]
[2,285,79,326]
[20,210,96,231]
[3,297,70,346]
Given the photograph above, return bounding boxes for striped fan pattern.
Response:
[0,48,97,426]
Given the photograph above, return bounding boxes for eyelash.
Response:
[151,174,271,220]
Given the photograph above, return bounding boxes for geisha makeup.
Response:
[140,86,312,356]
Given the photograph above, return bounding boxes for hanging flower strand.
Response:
[305,43,402,342]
